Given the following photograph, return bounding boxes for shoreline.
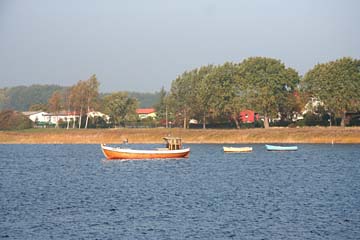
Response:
[0,127,360,144]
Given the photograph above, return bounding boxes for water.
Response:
[1,144,359,239]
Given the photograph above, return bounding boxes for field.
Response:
[0,127,360,144]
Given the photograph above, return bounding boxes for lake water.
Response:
[1,144,359,239]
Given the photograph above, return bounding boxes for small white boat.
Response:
[265,144,298,151]
[223,146,253,153]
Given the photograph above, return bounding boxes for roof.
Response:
[22,111,47,116]
[136,108,156,114]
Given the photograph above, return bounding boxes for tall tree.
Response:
[302,57,360,127]
[154,86,168,126]
[168,71,197,128]
[84,74,100,128]
[70,80,87,128]
[103,92,139,127]
[205,63,243,128]
[239,57,300,128]
[48,91,62,127]
[193,65,215,129]
[62,87,73,129]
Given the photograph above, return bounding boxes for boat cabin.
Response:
[163,137,182,150]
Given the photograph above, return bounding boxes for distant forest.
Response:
[0,85,161,111]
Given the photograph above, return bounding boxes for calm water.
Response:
[1,144,359,240]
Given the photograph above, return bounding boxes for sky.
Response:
[1,0,359,93]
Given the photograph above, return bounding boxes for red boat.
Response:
[101,137,190,160]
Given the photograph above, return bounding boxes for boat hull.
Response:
[223,146,253,153]
[265,144,298,151]
[101,145,190,160]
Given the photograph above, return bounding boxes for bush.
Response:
[304,113,328,126]
[0,110,33,130]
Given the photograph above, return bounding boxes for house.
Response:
[88,111,110,122]
[24,110,109,127]
[239,109,259,123]
[43,111,78,125]
[22,111,50,123]
[136,108,157,120]
[302,97,324,115]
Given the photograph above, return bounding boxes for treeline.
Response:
[1,56,359,130]
[157,56,360,128]
[0,85,160,111]
[0,85,64,111]
[0,75,162,129]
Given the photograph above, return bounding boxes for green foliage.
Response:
[205,63,243,128]
[0,110,33,130]
[28,103,48,111]
[167,58,300,129]
[128,92,161,108]
[239,57,300,128]
[0,85,66,111]
[102,92,139,127]
[302,57,360,126]
[154,86,167,121]
[303,113,329,126]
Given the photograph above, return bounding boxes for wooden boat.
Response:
[223,146,253,153]
[265,144,298,151]
[101,137,190,160]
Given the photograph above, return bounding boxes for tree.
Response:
[154,86,168,126]
[103,92,139,127]
[48,91,62,127]
[302,57,360,127]
[205,63,244,128]
[28,103,48,112]
[239,57,300,128]
[84,74,100,128]
[192,65,215,129]
[0,110,33,130]
[1,85,64,111]
[168,71,197,128]
[69,80,87,128]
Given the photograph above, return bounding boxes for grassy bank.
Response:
[0,127,360,144]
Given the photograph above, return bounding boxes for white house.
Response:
[23,110,109,127]
[88,111,110,122]
[136,108,157,120]
[22,111,50,123]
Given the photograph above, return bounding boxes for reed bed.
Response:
[0,127,359,144]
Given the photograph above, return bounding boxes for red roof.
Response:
[136,108,156,114]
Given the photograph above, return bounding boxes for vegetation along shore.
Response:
[1,127,359,144]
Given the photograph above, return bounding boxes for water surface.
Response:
[1,144,359,239]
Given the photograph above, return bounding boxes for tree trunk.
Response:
[85,105,90,129]
[78,107,83,128]
[165,106,168,128]
[203,112,206,129]
[55,115,59,128]
[183,110,187,129]
[66,108,70,129]
[264,115,270,128]
[233,117,240,129]
[340,111,346,127]
[72,115,76,128]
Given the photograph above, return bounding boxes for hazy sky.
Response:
[1,0,359,93]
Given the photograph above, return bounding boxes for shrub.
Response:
[0,110,33,130]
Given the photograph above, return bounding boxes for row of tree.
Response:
[2,56,359,129]
[156,57,360,128]
[38,75,140,128]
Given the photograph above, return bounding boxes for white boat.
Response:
[265,144,298,151]
[223,146,253,153]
